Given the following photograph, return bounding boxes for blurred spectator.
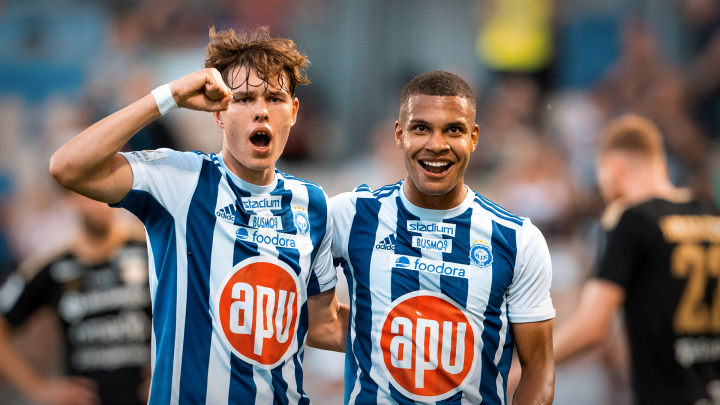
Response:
[0,193,150,405]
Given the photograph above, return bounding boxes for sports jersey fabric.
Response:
[330,181,555,405]
[0,240,151,405]
[597,198,720,405]
[114,148,336,405]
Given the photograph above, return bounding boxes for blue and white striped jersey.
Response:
[115,148,336,405]
[330,181,555,405]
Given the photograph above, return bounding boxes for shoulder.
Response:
[470,191,526,228]
[330,181,403,209]
[276,170,323,190]
[276,170,329,209]
[17,242,75,282]
[126,148,206,165]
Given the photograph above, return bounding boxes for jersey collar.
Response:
[217,152,278,195]
[399,181,474,221]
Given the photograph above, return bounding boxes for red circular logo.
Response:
[378,291,478,401]
[215,257,301,368]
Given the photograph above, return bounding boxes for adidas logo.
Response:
[216,204,241,223]
[375,234,396,251]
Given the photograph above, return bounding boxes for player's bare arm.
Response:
[305,287,350,352]
[49,68,232,204]
[0,315,100,405]
[512,319,554,405]
[553,279,625,364]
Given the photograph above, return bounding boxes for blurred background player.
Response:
[331,71,555,405]
[552,114,720,404]
[0,191,150,405]
[48,26,346,405]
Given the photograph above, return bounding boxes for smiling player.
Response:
[330,71,555,404]
[50,27,347,405]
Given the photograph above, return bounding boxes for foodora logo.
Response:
[378,291,479,401]
[216,256,302,368]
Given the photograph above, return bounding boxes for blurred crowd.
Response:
[2,0,720,404]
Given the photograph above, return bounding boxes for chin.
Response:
[415,181,456,197]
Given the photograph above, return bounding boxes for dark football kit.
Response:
[598,198,720,404]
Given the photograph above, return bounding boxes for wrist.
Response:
[151,83,178,116]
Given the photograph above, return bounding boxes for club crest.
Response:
[469,242,493,268]
[293,207,310,236]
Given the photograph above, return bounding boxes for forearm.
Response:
[553,279,623,365]
[50,94,160,191]
[512,364,554,405]
[306,303,349,352]
[553,314,605,365]
[0,317,44,396]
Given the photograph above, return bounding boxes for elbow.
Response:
[586,323,610,347]
[49,152,78,190]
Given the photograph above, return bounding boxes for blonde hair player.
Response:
[550,114,720,404]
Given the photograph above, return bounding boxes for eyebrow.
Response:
[408,119,467,128]
[233,89,288,97]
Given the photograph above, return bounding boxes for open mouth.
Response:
[251,131,270,148]
[419,160,453,174]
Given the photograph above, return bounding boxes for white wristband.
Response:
[151,84,178,116]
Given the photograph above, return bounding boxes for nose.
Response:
[425,131,449,152]
[254,100,269,122]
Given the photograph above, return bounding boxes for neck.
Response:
[74,222,123,265]
[403,178,467,210]
[222,147,275,186]
[621,174,682,205]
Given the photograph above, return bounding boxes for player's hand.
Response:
[169,68,233,112]
[27,377,100,405]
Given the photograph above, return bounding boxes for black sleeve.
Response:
[1,266,59,327]
[596,210,644,290]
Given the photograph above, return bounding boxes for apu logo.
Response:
[470,242,493,268]
[241,196,282,211]
[293,208,310,236]
[215,257,302,368]
[378,291,479,401]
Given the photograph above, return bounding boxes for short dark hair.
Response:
[601,114,665,161]
[400,71,476,112]
[205,26,310,96]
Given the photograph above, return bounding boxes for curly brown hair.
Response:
[205,26,310,96]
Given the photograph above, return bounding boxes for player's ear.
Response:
[471,124,479,152]
[394,121,404,149]
[290,97,299,127]
[213,111,224,129]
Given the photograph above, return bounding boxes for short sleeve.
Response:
[114,149,203,215]
[0,266,58,327]
[307,192,337,296]
[596,210,642,289]
[507,221,556,323]
[329,192,356,262]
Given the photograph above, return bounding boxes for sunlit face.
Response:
[213,65,299,184]
[395,94,478,198]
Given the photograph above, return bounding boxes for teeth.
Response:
[256,131,267,136]
[422,161,449,167]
